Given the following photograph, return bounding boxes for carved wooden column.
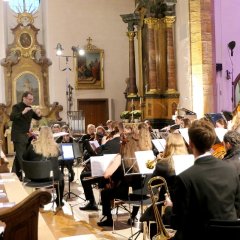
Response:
[121,13,139,98]
[164,16,177,92]
[127,31,138,97]
[144,17,159,94]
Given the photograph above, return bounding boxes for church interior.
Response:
[1,0,240,239]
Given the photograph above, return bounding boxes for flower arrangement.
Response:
[131,110,142,119]
[120,111,131,119]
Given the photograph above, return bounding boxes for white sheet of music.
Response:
[173,154,194,175]
[53,132,69,138]
[178,128,190,145]
[90,154,117,177]
[135,150,156,174]
[152,139,166,152]
[215,128,228,142]
[89,140,100,151]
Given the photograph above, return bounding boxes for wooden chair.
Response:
[0,189,51,240]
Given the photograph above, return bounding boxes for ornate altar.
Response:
[121,0,179,128]
[0,12,62,153]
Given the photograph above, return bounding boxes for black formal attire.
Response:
[223,146,240,176]
[80,136,121,205]
[172,155,240,240]
[23,144,64,206]
[10,101,41,178]
[100,165,129,217]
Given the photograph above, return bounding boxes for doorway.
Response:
[77,99,109,131]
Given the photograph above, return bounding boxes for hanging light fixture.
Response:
[56,43,63,56]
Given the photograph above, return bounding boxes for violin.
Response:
[211,142,226,159]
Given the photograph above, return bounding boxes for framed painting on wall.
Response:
[15,72,40,105]
[75,40,104,89]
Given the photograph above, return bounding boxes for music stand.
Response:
[60,143,84,201]
[118,156,153,239]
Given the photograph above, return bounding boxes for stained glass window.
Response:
[9,0,40,13]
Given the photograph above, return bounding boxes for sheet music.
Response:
[178,128,190,145]
[89,140,100,151]
[90,154,117,177]
[215,128,228,142]
[134,150,156,174]
[61,143,74,160]
[53,132,69,138]
[172,154,194,175]
[152,139,166,152]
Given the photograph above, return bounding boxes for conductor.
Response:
[10,91,42,179]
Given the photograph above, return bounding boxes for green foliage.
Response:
[120,111,131,119]
[131,110,142,118]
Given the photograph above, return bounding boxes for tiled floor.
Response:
[5,155,146,239]
[23,162,145,240]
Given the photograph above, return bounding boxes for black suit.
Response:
[173,155,240,240]
[10,101,41,178]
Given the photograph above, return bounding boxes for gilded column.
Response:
[164,16,177,93]
[144,18,159,94]
[127,31,138,97]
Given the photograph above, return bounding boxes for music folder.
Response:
[61,143,75,160]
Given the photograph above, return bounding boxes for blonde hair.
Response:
[32,126,59,158]
[159,133,188,173]
[231,114,240,131]
[138,123,152,151]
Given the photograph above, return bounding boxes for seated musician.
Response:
[79,124,96,161]
[79,121,121,211]
[166,119,240,240]
[56,125,75,182]
[97,122,152,227]
[222,130,240,176]
[23,126,64,207]
[140,133,189,237]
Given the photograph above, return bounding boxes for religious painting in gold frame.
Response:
[75,40,104,89]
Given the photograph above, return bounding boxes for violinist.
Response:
[80,124,96,160]
[79,121,121,211]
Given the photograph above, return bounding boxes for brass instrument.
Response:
[146,158,157,169]
[148,176,175,240]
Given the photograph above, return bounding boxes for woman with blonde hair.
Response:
[23,126,64,207]
[140,133,188,228]
[158,133,189,174]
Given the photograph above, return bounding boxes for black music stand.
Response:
[60,143,85,201]
[116,157,153,239]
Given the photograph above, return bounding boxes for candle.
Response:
[131,99,134,106]
[140,97,142,106]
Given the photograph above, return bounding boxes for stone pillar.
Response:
[164,16,177,93]
[121,13,140,97]
[144,17,159,94]
[127,31,138,97]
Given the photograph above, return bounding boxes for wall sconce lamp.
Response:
[55,43,85,57]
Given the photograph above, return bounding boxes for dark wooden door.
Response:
[77,99,109,131]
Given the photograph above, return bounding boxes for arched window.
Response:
[9,0,40,13]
